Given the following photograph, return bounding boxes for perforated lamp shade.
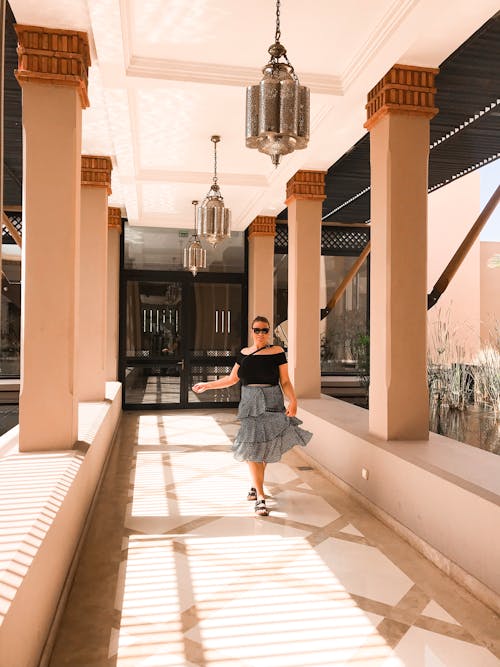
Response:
[245,0,310,167]
[196,188,231,248]
[196,136,231,247]
[183,200,207,277]
[246,62,309,167]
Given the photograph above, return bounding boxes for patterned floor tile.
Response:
[47,411,500,667]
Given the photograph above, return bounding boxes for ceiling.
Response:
[6,0,500,230]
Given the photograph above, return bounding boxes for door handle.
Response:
[177,360,184,371]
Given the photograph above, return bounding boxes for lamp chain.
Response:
[275,0,281,43]
[271,0,297,79]
[192,200,198,235]
[213,139,218,186]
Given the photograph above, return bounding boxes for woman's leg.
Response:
[247,461,265,499]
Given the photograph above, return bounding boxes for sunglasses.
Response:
[252,327,270,334]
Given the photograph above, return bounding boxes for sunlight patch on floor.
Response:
[114,536,186,666]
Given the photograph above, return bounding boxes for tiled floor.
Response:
[49,410,500,667]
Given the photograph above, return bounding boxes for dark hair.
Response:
[252,315,270,327]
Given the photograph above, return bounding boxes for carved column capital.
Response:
[285,170,326,205]
[108,207,122,232]
[364,64,439,130]
[15,24,91,108]
[248,216,276,239]
[81,156,112,194]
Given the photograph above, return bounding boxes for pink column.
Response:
[365,64,439,440]
[247,216,276,343]
[106,207,122,381]
[16,25,90,451]
[79,156,112,400]
[285,171,326,397]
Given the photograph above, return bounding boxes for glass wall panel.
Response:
[126,281,182,358]
[273,254,289,348]
[273,253,369,374]
[125,365,181,404]
[0,259,21,377]
[321,256,368,374]
[188,364,240,404]
[124,224,244,273]
[187,283,242,404]
[190,283,242,356]
[122,276,244,408]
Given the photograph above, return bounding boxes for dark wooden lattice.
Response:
[2,212,22,244]
[275,223,369,256]
[321,227,369,255]
[274,225,288,252]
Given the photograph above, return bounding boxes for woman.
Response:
[192,316,312,516]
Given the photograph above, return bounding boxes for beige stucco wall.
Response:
[0,385,122,667]
[297,397,500,609]
[427,171,482,362]
[480,241,500,343]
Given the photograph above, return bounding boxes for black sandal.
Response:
[247,487,257,501]
[254,499,269,516]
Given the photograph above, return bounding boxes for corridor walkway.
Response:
[49,411,500,667]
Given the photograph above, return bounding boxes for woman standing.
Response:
[192,316,312,516]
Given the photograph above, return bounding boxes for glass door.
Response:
[187,282,242,406]
[121,275,245,409]
[123,280,185,407]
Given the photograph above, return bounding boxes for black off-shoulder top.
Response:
[236,351,287,386]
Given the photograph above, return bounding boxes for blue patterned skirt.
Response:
[232,385,312,463]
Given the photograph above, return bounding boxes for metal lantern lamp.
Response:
[197,135,231,247]
[183,200,206,277]
[246,0,310,167]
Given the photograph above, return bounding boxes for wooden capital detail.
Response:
[248,216,276,239]
[108,207,122,232]
[81,156,112,194]
[14,24,91,109]
[285,170,326,205]
[364,64,439,130]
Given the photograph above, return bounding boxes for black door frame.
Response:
[119,268,248,410]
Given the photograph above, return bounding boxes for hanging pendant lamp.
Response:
[183,200,206,277]
[246,0,310,167]
[197,135,231,247]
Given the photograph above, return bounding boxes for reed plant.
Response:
[427,309,471,411]
[471,321,500,415]
[428,311,500,418]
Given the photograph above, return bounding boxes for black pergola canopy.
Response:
[4,3,22,208]
[279,11,500,223]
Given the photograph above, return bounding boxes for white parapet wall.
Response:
[0,382,122,667]
[296,395,500,613]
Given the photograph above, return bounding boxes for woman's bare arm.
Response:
[192,363,240,393]
[278,363,297,416]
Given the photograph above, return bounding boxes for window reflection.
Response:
[124,224,245,273]
[125,365,181,404]
[191,284,242,356]
[126,282,182,358]
[0,259,21,377]
[274,254,369,374]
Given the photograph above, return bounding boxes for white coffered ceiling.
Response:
[9,0,499,230]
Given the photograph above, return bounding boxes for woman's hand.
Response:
[285,400,297,417]
[192,383,208,393]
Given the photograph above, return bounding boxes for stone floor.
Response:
[49,410,500,667]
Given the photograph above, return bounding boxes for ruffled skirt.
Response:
[232,385,312,463]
